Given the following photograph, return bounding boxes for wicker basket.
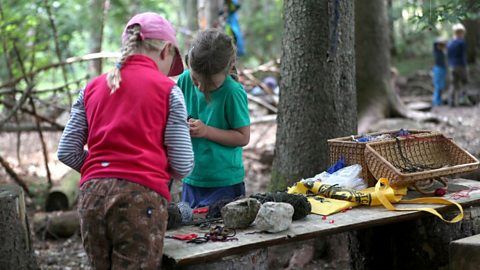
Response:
[328,129,432,187]
[365,133,480,188]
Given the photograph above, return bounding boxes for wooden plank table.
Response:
[163,179,480,267]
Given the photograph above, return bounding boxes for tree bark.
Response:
[356,0,391,133]
[198,0,221,29]
[184,0,199,32]
[269,0,357,191]
[0,184,38,269]
[355,0,437,133]
[464,0,480,65]
[88,0,109,75]
[387,0,397,57]
[464,19,478,65]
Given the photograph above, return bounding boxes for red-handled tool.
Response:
[165,233,199,241]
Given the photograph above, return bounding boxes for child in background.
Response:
[177,29,250,208]
[447,23,468,107]
[432,37,447,107]
[57,12,193,269]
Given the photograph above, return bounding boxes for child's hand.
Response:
[189,118,209,138]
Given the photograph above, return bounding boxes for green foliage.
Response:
[390,0,480,66]
[393,54,432,77]
[407,0,480,28]
[239,0,283,68]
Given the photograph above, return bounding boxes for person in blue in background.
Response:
[447,23,468,107]
[432,37,447,107]
[223,0,245,57]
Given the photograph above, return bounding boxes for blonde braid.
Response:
[106,24,142,94]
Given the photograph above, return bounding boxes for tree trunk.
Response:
[356,0,391,133]
[387,0,397,57]
[184,0,198,32]
[356,0,436,133]
[269,0,357,192]
[181,0,198,49]
[0,184,38,269]
[198,0,221,30]
[464,0,480,66]
[465,19,478,65]
[88,0,109,75]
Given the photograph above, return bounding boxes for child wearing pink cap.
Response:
[58,12,193,269]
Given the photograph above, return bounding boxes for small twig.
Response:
[29,97,52,188]
[0,52,120,90]
[251,114,277,125]
[0,99,64,129]
[34,76,88,94]
[0,77,88,95]
[0,154,32,197]
[0,45,36,129]
[0,124,63,132]
[44,0,72,106]
[242,59,280,75]
[247,93,277,114]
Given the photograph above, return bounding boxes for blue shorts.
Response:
[181,182,245,208]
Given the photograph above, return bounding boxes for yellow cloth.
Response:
[287,178,463,223]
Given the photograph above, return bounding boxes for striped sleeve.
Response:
[165,85,194,179]
[57,89,88,172]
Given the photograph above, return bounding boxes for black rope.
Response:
[187,225,238,244]
[393,138,442,173]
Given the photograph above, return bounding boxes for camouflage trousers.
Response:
[78,178,168,270]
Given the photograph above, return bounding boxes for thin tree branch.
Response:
[0,99,64,129]
[0,46,36,128]
[0,76,88,95]
[247,94,277,114]
[0,154,33,197]
[0,52,120,89]
[0,124,63,132]
[44,0,72,106]
[29,97,52,188]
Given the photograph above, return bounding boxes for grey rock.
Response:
[254,202,294,233]
[221,198,261,229]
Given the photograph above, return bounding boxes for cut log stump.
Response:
[45,170,80,212]
[0,184,38,269]
[33,210,79,239]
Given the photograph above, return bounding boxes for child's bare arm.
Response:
[189,119,250,147]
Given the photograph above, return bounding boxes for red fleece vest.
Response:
[81,55,174,201]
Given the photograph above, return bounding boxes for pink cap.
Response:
[121,12,184,76]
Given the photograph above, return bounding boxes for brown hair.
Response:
[188,29,237,91]
[106,24,172,94]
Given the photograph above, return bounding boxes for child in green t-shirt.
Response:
[177,29,250,208]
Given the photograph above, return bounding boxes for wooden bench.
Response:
[162,179,480,269]
[450,233,480,270]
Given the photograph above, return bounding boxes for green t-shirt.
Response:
[177,70,250,187]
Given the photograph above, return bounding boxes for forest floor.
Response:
[0,71,479,269]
